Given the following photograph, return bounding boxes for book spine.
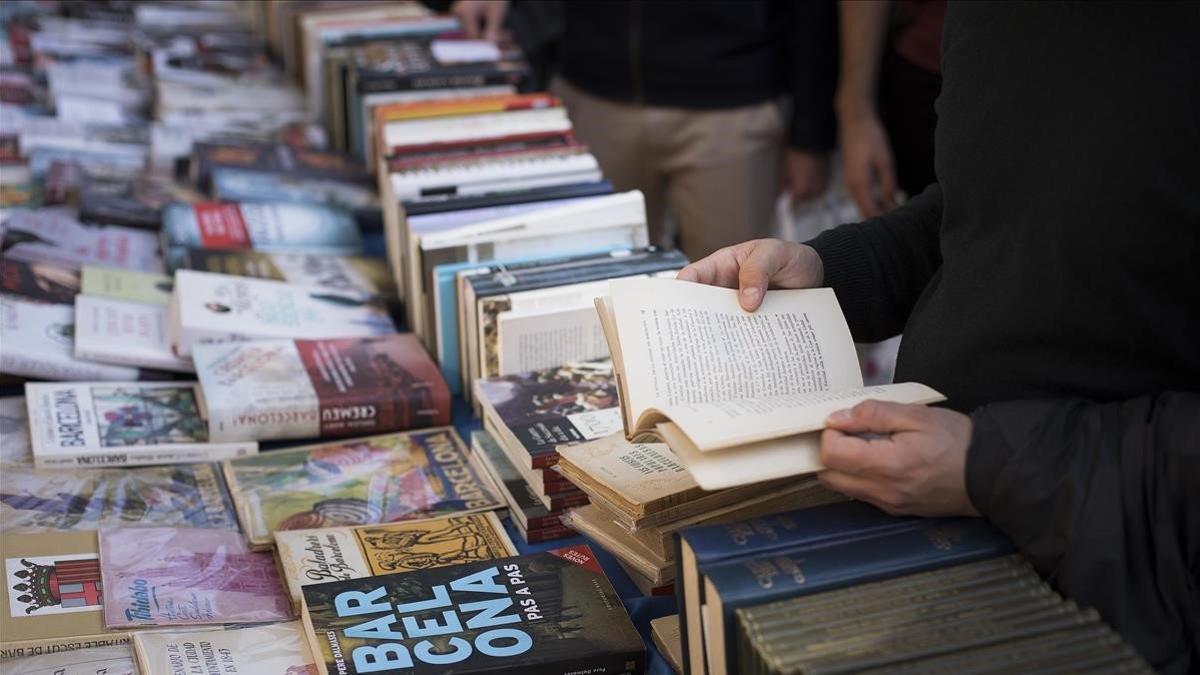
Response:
[356,67,521,95]
[544,490,590,512]
[34,443,257,469]
[521,522,576,544]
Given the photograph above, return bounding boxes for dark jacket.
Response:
[808,2,1200,671]
[558,0,838,151]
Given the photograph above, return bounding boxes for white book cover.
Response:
[384,106,571,149]
[0,295,141,381]
[391,152,601,201]
[74,295,194,373]
[169,269,396,357]
[0,207,163,272]
[25,381,257,468]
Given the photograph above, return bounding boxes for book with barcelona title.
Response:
[299,544,644,675]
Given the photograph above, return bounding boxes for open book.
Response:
[594,278,944,489]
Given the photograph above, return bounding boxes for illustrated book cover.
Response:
[178,249,397,300]
[0,207,164,273]
[0,258,80,305]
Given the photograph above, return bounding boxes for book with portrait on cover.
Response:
[299,544,644,675]
[24,382,257,469]
[273,512,516,613]
[595,278,945,489]
[223,428,503,550]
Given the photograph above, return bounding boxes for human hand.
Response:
[839,111,897,218]
[676,239,824,311]
[818,400,979,517]
[449,0,510,43]
[781,149,831,204]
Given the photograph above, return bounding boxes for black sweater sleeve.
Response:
[805,183,943,342]
[967,392,1200,674]
[783,0,838,151]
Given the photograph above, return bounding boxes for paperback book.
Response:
[162,201,364,263]
[177,249,397,300]
[0,296,142,381]
[300,545,645,675]
[273,512,516,612]
[0,258,80,305]
[0,462,239,533]
[190,141,370,192]
[0,207,164,273]
[25,382,258,468]
[194,334,450,442]
[211,167,381,226]
[470,431,576,544]
[79,265,174,305]
[596,278,944,489]
[1,644,136,675]
[133,622,317,675]
[1,395,31,464]
[74,295,194,372]
[223,428,503,549]
[651,615,684,674]
[99,527,291,628]
[168,269,396,357]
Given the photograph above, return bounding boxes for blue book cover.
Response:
[676,501,920,675]
[702,517,1013,675]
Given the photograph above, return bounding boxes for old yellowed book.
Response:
[595,278,944,489]
[651,614,684,674]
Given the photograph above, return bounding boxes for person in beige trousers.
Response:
[452,0,839,261]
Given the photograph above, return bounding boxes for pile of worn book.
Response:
[0,2,1155,675]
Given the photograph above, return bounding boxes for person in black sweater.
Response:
[679,3,1199,672]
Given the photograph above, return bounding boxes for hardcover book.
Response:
[0,296,142,382]
[274,512,517,612]
[168,269,396,358]
[0,462,238,534]
[223,428,503,549]
[300,545,644,675]
[178,249,397,300]
[596,278,944,489]
[74,296,194,372]
[0,258,80,305]
[0,531,115,660]
[99,527,291,628]
[194,335,449,442]
[161,201,364,269]
[1,644,136,675]
[474,361,623,470]
[0,207,164,273]
[25,382,258,469]
[133,622,317,675]
[79,265,174,306]
[470,431,576,543]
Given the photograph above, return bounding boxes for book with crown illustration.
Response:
[595,278,944,489]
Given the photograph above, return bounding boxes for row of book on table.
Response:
[0,1,1153,674]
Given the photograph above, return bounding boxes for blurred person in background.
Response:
[450,0,839,261]
[679,2,1199,671]
[837,0,943,218]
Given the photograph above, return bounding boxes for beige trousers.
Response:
[555,78,785,262]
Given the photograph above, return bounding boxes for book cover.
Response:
[474,361,622,469]
[2,644,136,675]
[80,265,174,306]
[74,296,194,373]
[1,395,31,465]
[178,249,397,300]
[133,622,316,675]
[191,141,370,191]
[651,615,683,673]
[0,207,164,273]
[556,434,703,518]
[0,531,113,660]
[211,167,380,224]
[0,296,142,381]
[161,201,364,267]
[469,431,573,535]
[301,545,644,675]
[194,335,450,442]
[274,512,517,612]
[170,270,396,357]
[0,462,238,533]
[223,428,503,549]
[99,527,291,628]
[25,382,258,469]
[0,258,80,305]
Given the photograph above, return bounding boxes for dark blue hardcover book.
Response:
[702,517,1013,675]
[402,180,613,216]
[675,500,919,674]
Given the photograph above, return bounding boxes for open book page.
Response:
[662,381,945,451]
[656,422,823,490]
[607,278,863,433]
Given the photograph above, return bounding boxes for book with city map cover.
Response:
[300,544,644,675]
[595,278,945,490]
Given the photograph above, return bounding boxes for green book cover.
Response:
[301,544,645,675]
[80,265,174,306]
